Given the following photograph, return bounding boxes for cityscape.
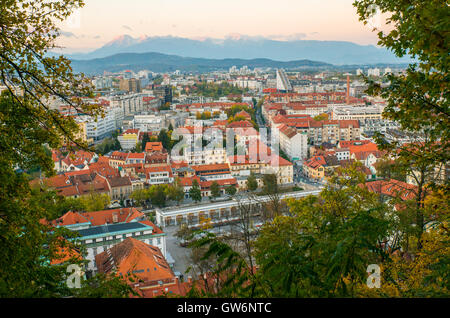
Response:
[0,0,448,305]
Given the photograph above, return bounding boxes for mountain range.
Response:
[69,52,333,75]
[63,34,412,66]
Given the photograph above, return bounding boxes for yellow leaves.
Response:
[199,215,212,230]
[423,188,450,220]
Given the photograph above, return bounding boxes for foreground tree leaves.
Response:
[0,1,132,297]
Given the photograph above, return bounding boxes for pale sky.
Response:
[57,0,384,52]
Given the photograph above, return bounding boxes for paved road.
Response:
[164,226,193,277]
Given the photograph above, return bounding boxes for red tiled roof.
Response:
[127,152,146,160]
[364,179,417,201]
[95,238,175,292]
[227,120,253,128]
[53,208,144,227]
[145,142,163,153]
[123,129,139,135]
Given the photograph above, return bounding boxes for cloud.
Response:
[60,31,77,38]
[267,33,307,41]
[224,33,265,41]
[122,25,133,31]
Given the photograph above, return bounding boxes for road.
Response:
[164,226,193,277]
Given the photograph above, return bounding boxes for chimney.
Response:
[112,212,118,223]
[346,74,350,104]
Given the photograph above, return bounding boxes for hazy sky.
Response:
[57,0,383,52]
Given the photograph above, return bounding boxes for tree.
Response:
[80,192,111,212]
[189,179,202,203]
[168,123,174,132]
[0,0,137,297]
[191,164,394,297]
[201,111,212,120]
[141,133,150,152]
[0,0,101,153]
[56,196,86,215]
[373,156,408,182]
[148,185,168,208]
[210,181,221,200]
[353,0,449,169]
[167,179,185,205]
[158,129,171,151]
[262,173,278,195]
[130,188,150,207]
[225,185,237,196]
[313,113,329,121]
[131,141,142,153]
[246,174,258,192]
[353,0,449,250]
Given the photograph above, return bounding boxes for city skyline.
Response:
[56,0,389,52]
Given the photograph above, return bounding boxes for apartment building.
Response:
[52,208,166,272]
[278,124,308,161]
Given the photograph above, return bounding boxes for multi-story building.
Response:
[52,208,166,272]
[331,105,384,123]
[119,78,142,93]
[118,129,140,150]
[278,124,308,161]
[145,165,174,185]
[132,114,164,133]
[78,106,117,141]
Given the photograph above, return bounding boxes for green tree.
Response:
[353,0,449,250]
[191,164,394,297]
[0,0,131,297]
[189,179,202,203]
[262,173,278,195]
[246,174,258,192]
[158,129,171,151]
[80,192,111,212]
[210,181,221,200]
[373,156,408,182]
[130,188,150,207]
[141,133,150,152]
[148,185,168,208]
[56,196,87,215]
[168,123,174,132]
[225,185,237,196]
[167,178,185,205]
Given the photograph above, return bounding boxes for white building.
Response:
[78,106,117,141]
[368,68,381,77]
[278,124,308,161]
[132,114,164,133]
[276,69,293,92]
[335,148,350,161]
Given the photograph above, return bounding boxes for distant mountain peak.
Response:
[65,34,412,65]
[105,34,137,47]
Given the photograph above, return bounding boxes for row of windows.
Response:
[84,232,161,245]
